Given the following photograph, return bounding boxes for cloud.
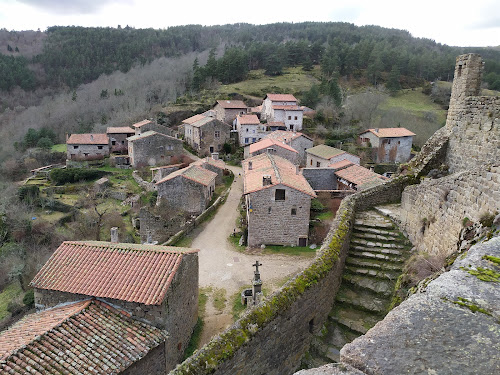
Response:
[17,0,132,15]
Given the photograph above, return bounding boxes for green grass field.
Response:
[51,144,67,152]
[0,282,23,321]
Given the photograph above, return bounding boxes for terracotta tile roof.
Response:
[335,164,387,189]
[265,130,312,143]
[242,153,316,197]
[237,114,260,125]
[250,105,262,113]
[191,116,230,129]
[216,100,247,109]
[150,163,184,171]
[361,127,416,138]
[272,105,302,111]
[127,130,181,142]
[265,94,297,102]
[193,157,226,170]
[249,138,298,154]
[0,299,168,374]
[329,159,354,170]
[183,114,207,124]
[66,133,109,145]
[156,165,217,186]
[106,126,135,134]
[30,241,198,305]
[132,119,152,128]
[306,144,345,160]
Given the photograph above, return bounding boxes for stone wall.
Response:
[157,175,214,215]
[129,133,182,168]
[290,136,314,167]
[122,343,166,375]
[139,208,187,244]
[251,147,299,165]
[246,184,312,247]
[67,143,109,161]
[302,168,338,191]
[198,119,231,156]
[399,166,500,257]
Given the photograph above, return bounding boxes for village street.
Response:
[192,165,313,345]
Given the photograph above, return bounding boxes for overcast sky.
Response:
[1,0,499,47]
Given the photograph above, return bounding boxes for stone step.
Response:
[329,305,380,335]
[342,273,396,297]
[345,256,403,271]
[349,249,405,263]
[354,220,394,230]
[335,286,390,314]
[320,322,361,362]
[351,244,405,256]
[352,226,398,237]
[307,337,339,366]
[351,239,405,249]
[352,231,399,242]
[344,266,399,281]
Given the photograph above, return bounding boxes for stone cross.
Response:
[253,260,262,275]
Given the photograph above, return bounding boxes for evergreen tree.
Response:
[386,65,402,95]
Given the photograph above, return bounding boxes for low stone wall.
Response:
[400,165,500,257]
[133,170,156,192]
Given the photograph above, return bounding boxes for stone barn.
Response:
[156,165,217,215]
[19,239,199,374]
[306,144,360,168]
[192,157,227,184]
[184,116,231,156]
[127,131,182,168]
[107,126,135,153]
[358,127,415,163]
[66,133,110,161]
[213,100,248,124]
[243,153,316,247]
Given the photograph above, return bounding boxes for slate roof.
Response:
[306,144,345,160]
[265,94,297,102]
[132,119,152,128]
[249,138,298,154]
[361,128,416,138]
[242,153,316,197]
[335,164,387,189]
[156,165,217,186]
[127,130,180,142]
[265,130,312,143]
[216,100,247,109]
[30,241,198,306]
[0,299,168,374]
[106,126,135,134]
[66,133,109,145]
[182,114,207,125]
[237,114,260,125]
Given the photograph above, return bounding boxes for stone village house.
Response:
[184,116,231,156]
[235,114,265,146]
[358,127,415,163]
[132,119,173,137]
[127,130,182,168]
[66,133,110,161]
[264,130,313,166]
[243,153,316,247]
[261,94,304,131]
[330,160,387,191]
[0,239,199,374]
[306,144,360,168]
[192,157,226,184]
[244,138,299,165]
[213,100,248,124]
[106,126,135,153]
[156,164,217,215]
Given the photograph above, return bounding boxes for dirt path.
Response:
[193,165,313,346]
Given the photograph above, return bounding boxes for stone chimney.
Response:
[263,175,272,186]
[374,128,379,133]
[110,227,119,243]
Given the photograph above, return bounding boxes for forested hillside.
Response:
[1,23,500,93]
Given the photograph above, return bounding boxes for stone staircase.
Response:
[305,210,412,368]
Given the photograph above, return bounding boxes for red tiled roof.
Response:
[30,241,198,305]
[272,105,302,111]
[132,119,152,128]
[216,100,247,109]
[361,128,416,138]
[266,94,297,102]
[106,126,135,134]
[66,133,109,145]
[0,299,168,374]
[335,164,387,188]
[237,114,260,125]
[329,160,354,170]
[183,114,206,124]
[249,138,298,154]
[156,165,217,186]
[242,153,316,197]
[265,130,312,143]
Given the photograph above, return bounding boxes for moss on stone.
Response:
[452,297,492,316]
[462,266,500,282]
[483,255,500,265]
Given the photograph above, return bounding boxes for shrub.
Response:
[479,212,497,228]
[50,168,107,184]
[22,289,34,307]
[311,198,326,212]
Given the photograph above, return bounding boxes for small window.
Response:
[316,161,320,167]
[398,141,400,145]
[291,208,297,216]
[268,207,271,214]
[288,116,292,120]
[294,116,298,120]
[310,159,313,166]
[215,130,220,138]
[98,146,103,150]
[73,145,79,149]
[275,189,285,201]
[245,138,249,144]
[111,140,116,145]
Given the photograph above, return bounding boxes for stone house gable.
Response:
[264,130,314,167]
[186,117,231,156]
[261,93,298,121]
[235,114,264,146]
[66,133,110,161]
[246,138,299,165]
[107,126,135,153]
[127,131,182,168]
[214,100,248,124]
